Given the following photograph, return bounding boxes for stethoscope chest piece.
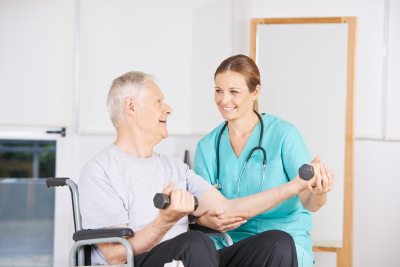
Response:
[212,181,223,190]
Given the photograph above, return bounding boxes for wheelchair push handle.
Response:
[46,177,70,188]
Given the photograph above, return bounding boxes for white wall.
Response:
[1,0,399,266]
[0,0,74,127]
[353,140,400,266]
[79,0,230,134]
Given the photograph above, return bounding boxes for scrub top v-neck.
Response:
[194,113,314,262]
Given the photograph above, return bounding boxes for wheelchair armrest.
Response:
[189,223,221,233]
[189,223,233,246]
[73,227,134,241]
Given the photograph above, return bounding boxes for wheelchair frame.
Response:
[46,177,233,267]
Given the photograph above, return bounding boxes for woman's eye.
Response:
[215,89,222,93]
[231,90,238,94]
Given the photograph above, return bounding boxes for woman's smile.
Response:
[222,106,237,111]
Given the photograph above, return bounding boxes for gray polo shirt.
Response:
[78,144,212,265]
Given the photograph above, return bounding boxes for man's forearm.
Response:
[195,178,305,220]
[128,216,175,255]
[99,217,175,265]
[299,190,327,212]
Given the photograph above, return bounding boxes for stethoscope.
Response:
[214,110,267,198]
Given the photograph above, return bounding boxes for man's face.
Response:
[135,80,173,142]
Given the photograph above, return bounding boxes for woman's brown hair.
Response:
[214,54,261,112]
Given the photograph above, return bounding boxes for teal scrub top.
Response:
[194,113,314,261]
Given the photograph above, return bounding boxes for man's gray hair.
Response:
[107,71,155,129]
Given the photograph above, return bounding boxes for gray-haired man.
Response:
[78,71,323,267]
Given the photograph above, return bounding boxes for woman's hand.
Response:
[297,156,335,212]
[196,209,247,232]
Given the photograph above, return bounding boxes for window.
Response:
[0,140,56,178]
[0,139,56,266]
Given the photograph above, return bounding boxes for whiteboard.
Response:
[386,0,400,140]
[79,0,229,134]
[257,23,349,247]
[0,0,73,127]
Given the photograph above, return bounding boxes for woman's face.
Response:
[215,70,257,121]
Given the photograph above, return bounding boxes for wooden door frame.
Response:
[250,17,357,267]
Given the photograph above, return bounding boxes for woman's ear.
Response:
[123,96,137,118]
[253,85,261,100]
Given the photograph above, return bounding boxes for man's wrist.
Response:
[310,191,328,199]
[155,215,177,230]
[188,214,198,224]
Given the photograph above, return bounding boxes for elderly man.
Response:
[78,71,328,267]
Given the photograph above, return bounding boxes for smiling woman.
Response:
[194,54,335,267]
[215,55,261,113]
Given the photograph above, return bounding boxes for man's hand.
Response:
[158,181,196,224]
[306,157,334,196]
[196,209,246,232]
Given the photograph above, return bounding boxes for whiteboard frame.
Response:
[250,17,357,267]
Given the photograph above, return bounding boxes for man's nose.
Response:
[164,103,173,115]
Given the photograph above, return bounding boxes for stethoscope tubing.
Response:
[215,110,267,197]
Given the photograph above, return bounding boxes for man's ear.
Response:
[123,96,137,118]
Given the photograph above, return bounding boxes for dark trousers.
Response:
[218,230,298,267]
[133,230,298,267]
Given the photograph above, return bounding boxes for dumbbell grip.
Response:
[154,193,199,211]
[298,164,315,181]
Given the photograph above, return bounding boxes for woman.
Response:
[194,55,334,266]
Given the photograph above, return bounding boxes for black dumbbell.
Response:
[298,164,315,181]
[153,193,199,211]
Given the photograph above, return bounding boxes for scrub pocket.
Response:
[295,243,313,267]
[247,157,283,195]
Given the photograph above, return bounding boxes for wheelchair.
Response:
[46,177,233,267]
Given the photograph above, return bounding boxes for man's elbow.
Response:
[107,255,127,266]
[100,243,127,265]
[225,200,252,220]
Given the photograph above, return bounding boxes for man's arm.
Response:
[192,173,309,221]
[98,218,175,264]
[192,159,328,228]
[298,159,334,212]
[97,182,196,265]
